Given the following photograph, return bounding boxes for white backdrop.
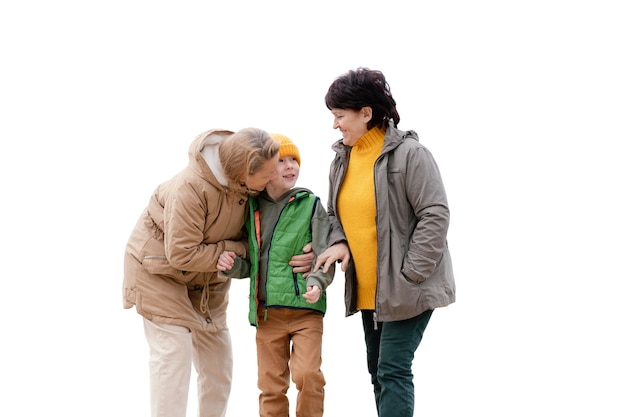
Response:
[1,1,625,416]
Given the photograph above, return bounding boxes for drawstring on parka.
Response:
[200,280,210,315]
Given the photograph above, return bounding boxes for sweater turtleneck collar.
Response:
[353,127,385,151]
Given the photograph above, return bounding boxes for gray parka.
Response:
[327,125,455,322]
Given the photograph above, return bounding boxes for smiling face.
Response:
[265,155,300,199]
[330,107,372,146]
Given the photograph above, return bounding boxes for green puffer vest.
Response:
[246,191,326,325]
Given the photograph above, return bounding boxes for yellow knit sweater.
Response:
[337,127,385,310]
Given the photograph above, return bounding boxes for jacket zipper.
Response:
[292,272,300,296]
[373,153,382,332]
[261,194,306,317]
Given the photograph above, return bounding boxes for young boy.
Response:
[217,133,335,417]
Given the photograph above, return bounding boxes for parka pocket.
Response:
[402,251,439,285]
[142,255,188,283]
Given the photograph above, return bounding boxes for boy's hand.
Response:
[303,285,321,303]
[217,251,236,271]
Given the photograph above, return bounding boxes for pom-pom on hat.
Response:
[271,133,301,166]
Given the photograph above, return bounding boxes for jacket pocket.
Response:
[402,251,438,285]
[142,255,188,283]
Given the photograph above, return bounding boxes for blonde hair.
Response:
[219,127,279,182]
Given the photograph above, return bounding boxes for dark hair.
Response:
[325,67,400,129]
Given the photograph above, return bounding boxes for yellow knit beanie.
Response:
[270,133,301,166]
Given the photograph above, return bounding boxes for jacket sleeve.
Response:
[326,157,348,247]
[306,199,335,291]
[402,144,450,283]
[162,181,247,273]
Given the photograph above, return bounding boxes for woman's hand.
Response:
[289,242,315,278]
[314,241,351,273]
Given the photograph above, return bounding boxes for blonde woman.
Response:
[123,127,313,417]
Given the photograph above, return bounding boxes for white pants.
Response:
[143,318,233,417]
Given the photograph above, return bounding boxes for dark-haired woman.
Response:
[315,68,456,417]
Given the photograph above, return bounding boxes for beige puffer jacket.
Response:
[123,129,249,332]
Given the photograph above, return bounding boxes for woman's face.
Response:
[330,107,371,146]
[242,154,279,195]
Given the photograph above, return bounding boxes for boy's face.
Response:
[265,155,300,197]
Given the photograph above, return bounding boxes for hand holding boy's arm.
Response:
[314,241,351,273]
[289,242,315,278]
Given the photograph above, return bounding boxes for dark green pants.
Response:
[362,309,433,417]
